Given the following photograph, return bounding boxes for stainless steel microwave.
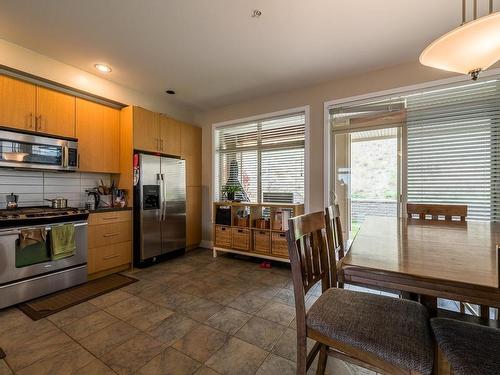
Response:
[0,129,78,171]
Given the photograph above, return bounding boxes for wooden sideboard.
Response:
[212,201,304,262]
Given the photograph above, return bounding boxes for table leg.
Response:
[400,291,419,301]
[480,305,490,319]
[420,295,438,317]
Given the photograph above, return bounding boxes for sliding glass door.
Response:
[333,126,402,241]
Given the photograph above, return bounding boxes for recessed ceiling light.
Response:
[94,63,112,73]
[165,90,176,95]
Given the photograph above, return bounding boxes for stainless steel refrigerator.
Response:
[133,153,186,266]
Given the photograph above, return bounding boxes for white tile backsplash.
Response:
[0,169,111,209]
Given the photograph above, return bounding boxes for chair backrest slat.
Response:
[325,204,345,287]
[286,211,331,296]
[406,203,467,221]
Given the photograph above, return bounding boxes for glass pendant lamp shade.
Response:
[420,12,500,78]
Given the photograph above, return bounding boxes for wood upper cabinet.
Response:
[159,115,180,156]
[180,123,202,187]
[36,86,75,137]
[186,186,202,247]
[133,106,159,153]
[76,98,120,173]
[0,75,36,131]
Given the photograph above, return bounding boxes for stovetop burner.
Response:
[0,206,89,227]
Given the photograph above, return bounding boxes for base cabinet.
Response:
[87,211,132,276]
[88,242,132,275]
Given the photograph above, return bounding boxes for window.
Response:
[406,79,500,221]
[328,76,500,222]
[214,111,306,204]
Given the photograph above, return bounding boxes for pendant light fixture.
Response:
[419,0,500,80]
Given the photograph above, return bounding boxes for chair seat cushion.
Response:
[306,288,433,374]
[431,318,500,375]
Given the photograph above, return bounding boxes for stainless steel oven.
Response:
[0,219,88,309]
[0,128,78,171]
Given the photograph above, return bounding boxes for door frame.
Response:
[330,125,403,234]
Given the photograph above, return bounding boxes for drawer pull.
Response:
[221,227,226,231]
[279,233,286,238]
[104,232,120,237]
[260,231,266,235]
[103,254,120,260]
[102,217,119,221]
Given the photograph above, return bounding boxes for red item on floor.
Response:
[259,261,272,269]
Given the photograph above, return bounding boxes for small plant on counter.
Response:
[221,185,242,201]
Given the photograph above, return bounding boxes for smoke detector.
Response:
[252,9,262,18]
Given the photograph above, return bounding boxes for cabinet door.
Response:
[180,123,202,187]
[102,105,120,172]
[159,115,180,156]
[36,86,75,137]
[186,186,202,247]
[76,98,120,173]
[0,75,36,131]
[133,106,159,152]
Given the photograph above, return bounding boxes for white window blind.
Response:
[406,79,500,221]
[215,112,305,203]
[329,77,500,222]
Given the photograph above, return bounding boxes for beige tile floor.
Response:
[0,249,376,375]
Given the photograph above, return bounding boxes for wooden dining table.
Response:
[340,216,500,314]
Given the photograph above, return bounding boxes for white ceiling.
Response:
[0,0,483,111]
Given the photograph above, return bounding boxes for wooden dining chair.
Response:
[406,203,467,221]
[431,318,500,375]
[406,203,482,315]
[324,204,345,289]
[286,209,434,375]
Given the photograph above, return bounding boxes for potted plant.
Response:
[222,185,241,201]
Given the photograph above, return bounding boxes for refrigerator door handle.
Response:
[162,174,167,221]
[157,173,162,222]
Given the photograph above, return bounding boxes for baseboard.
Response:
[200,240,213,249]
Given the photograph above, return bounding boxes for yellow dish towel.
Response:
[50,224,76,260]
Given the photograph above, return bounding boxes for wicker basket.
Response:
[254,218,270,229]
[235,217,249,227]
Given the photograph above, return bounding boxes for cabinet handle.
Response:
[102,217,119,221]
[28,113,34,129]
[36,115,42,131]
[103,254,119,260]
[104,232,120,237]
[279,233,286,238]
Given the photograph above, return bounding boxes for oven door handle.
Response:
[0,222,88,236]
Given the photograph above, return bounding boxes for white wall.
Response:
[196,61,463,243]
[0,38,197,123]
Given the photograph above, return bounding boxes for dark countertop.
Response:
[87,207,133,213]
